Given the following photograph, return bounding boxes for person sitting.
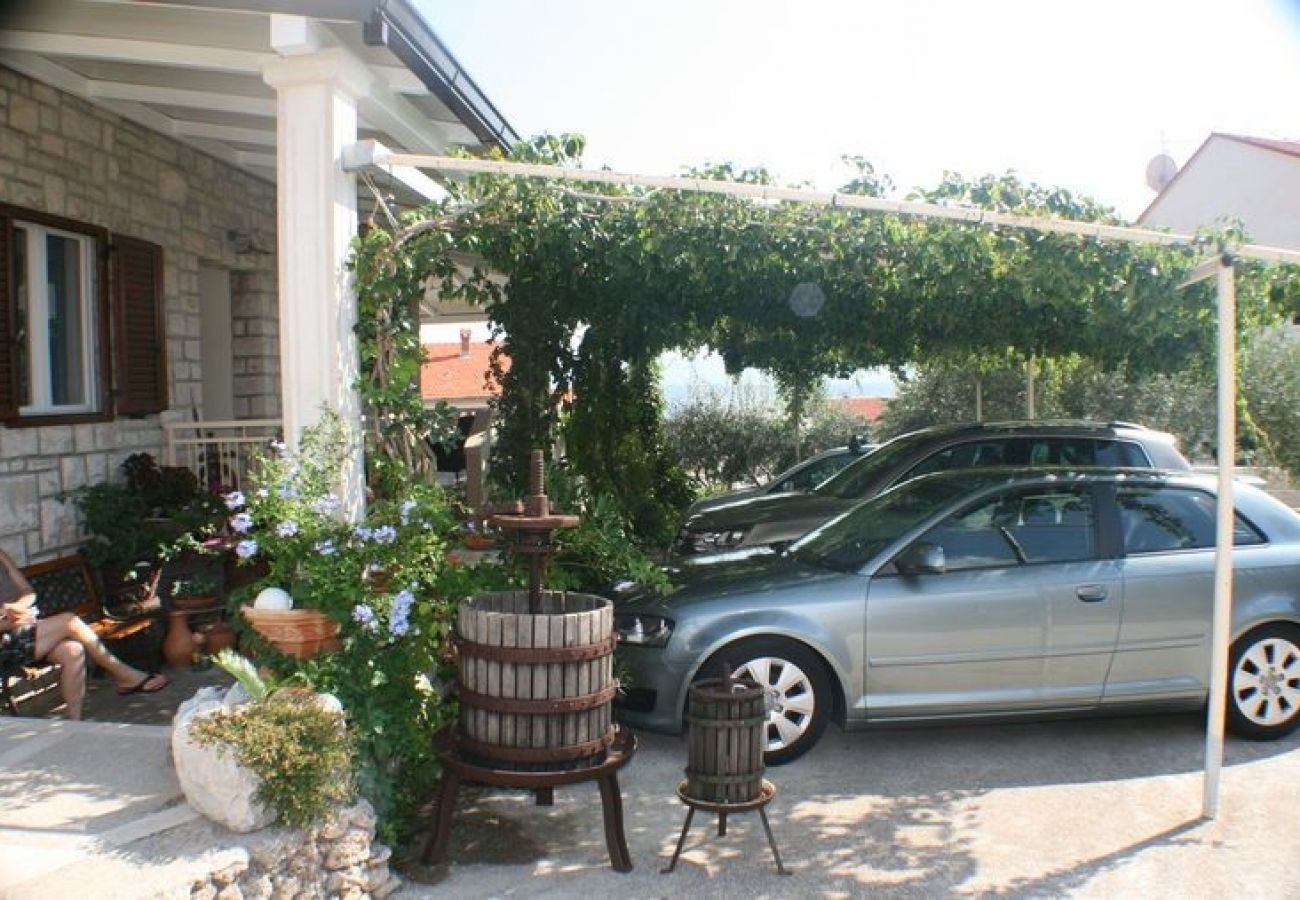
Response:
[0,549,168,719]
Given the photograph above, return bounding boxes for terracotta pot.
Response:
[163,609,195,669]
[171,594,221,614]
[240,606,341,660]
[198,620,238,655]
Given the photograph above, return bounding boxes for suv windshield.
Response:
[792,475,980,572]
[814,431,932,500]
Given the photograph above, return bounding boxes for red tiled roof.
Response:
[831,396,889,423]
[420,341,508,402]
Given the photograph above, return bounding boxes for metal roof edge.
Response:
[363,0,521,153]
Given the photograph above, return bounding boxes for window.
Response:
[1024,438,1148,467]
[11,221,99,414]
[920,485,1096,571]
[1119,486,1265,554]
[0,205,166,424]
[903,439,1010,480]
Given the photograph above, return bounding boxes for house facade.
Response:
[1139,133,1300,251]
[0,0,517,564]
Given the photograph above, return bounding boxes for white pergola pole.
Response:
[1203,255,1237,818]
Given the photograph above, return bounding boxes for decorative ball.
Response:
[253,587,294,610]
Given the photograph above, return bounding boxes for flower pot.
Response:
[240,606,341,660]
[197,620,238,655]
[163,609,196,668]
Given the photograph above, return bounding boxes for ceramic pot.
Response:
[240,606,341,660]
[198,620,238,655]
[163,609,195,669]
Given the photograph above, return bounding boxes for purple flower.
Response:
[354,525,374,541]
[230,512,254,534]
[389,589,415,638]
[223,491,245,510]
[276,520,299,538]
[312,494,341,515]
[372,525,398,545]
[235,539,259,559]
[278,485,299,500]
[351,604,379,633]
[315,539,337,556]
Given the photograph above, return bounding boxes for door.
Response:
[1105,484,1266,703]
[198,265,233,421]
[864,483,1120,718]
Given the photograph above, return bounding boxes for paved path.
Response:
[2,693,1299,898]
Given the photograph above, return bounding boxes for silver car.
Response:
[673,421,1190,558]
[616,469,1300,763]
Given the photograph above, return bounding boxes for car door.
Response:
[1104,484,1266,703]
[863,483,1121,718]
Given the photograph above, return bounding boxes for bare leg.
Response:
[33,613,148,689]
[45,640,86,720]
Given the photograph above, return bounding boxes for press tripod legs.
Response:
[661,804,787,876]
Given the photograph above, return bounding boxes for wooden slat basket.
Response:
[685,676,767,803]
[455,590,616,771]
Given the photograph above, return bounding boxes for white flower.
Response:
[223,490,245,510]
[372,525,398,544]
[235,539,259,559]
[315,539,337,556]
[276,520,299,537]
[230,512,254,534]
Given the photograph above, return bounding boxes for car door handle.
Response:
[1076,584,1108,603]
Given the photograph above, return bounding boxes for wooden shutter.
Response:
[0,213,14,420]
[111,234,167,416]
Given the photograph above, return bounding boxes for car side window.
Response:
[1118,486,1265,554]
[1021,438,1146,467]
[787,455,847,491]
[903,440,1011,480]
[918,486,1097,571]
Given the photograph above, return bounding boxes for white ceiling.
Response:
[0,0,510,190]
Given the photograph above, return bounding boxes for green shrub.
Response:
[190,686,355,830]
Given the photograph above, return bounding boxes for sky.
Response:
[415,0,1300,401]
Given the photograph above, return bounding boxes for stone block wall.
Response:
[0,64,281,564]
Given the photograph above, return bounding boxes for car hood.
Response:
[683,492,854,531]
[615,553,847,617]
[688,485,764,516]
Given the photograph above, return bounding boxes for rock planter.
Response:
[173,685,273,833]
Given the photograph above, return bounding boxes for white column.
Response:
[263,43,370,518]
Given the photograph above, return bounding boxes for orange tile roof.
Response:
[420,341,508,402]
[831,396,889,423]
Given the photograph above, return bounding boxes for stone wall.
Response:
[187,800,401,900]
[0,64,280,564]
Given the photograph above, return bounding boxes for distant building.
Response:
[420,330,506,506]
[830,396,889,426]
[1139,133,1300,252]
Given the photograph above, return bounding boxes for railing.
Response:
[162,419,282,493]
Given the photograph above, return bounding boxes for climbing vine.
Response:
[347,135,1300,540]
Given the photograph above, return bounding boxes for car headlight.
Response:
[684,529,747,553]
[614,613,674,647]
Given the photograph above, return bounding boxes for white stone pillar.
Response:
[263,40,369,518]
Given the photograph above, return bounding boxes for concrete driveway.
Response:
[3,703,1298,898]
[411,713,1300,898]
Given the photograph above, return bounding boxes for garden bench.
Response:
[1,555,163,715]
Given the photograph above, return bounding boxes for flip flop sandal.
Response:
[117,673,170,695]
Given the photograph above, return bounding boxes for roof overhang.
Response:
[0,0,518,190]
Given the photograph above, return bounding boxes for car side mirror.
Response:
[896,541,946,576]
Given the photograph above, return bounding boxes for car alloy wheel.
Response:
[1227,623,1300,740]
[699,637,831,764]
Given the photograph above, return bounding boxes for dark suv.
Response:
[672,421,1189,557]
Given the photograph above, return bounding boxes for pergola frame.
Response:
[345,145,1300,817]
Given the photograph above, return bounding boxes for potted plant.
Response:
[69,453,225,609]
[177,650,355,830]
[224,412,463,660]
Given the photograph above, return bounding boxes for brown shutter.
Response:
[0,213,14,420]
[111,234,167,416]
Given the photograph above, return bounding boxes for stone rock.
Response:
[366,843,391,867]
[212,857,250,886]
[324,865,367,893]
[224,682,253,708]
[324,830,371,869]
[247,831,301,870]
[269,874,300,900]
[316,814,347,841]
[373,873,402,899]
[242,876,273,900]
[364,864,391,892]
[172,690,273,833]
[345,800,376,834]
[215,885,244,900]
[192,883,217,900]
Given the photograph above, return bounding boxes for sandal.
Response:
[116,673,170,696]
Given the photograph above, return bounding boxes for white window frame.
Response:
[14,220,99,416]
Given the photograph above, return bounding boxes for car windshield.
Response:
[813,431,932,500]
[790,475,978,572]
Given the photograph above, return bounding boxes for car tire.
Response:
[1226,623,1300,741]
[696,637,832,765]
